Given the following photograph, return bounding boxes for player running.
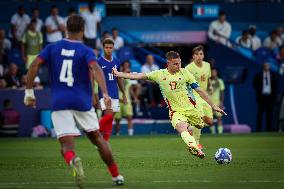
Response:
[24,15,124,188]
[186,45,214,149]
[112,51,226,158]
[97,38,127,141]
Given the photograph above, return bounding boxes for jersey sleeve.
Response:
[38,44,51,63]
[184,69,199,89]
[219,79,225,91]
[146,70,161,82]
[85,48,97,65]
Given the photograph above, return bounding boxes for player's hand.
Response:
[122,93,127,104]
[103,93,112,110]
[112,68,119,77]
[24,89,36,108]
[212,105,227,115]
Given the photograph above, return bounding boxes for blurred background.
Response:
[0,0,284,137]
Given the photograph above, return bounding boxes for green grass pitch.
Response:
[0,133,284,189]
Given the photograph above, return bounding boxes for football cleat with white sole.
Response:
[112,175,124,186]
[188,143,205,159]
[71,157,85,189]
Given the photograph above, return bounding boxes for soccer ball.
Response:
[214,148,232,164]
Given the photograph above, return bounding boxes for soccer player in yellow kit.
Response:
[209,67,225,134]
[185,45,213,148]
[112,51,226,158]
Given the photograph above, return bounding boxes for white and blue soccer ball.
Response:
[215,148,232,164]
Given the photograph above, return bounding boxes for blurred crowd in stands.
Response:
[208,11,284,75]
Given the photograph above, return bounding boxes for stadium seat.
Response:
[117,47,135,62]
[129,59,142,72]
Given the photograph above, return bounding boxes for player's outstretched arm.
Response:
[194,87,227,115]
[112,68,148,80]
[89,61,109,99]
[24,57,44,107]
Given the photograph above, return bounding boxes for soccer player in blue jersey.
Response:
[23,15,124,188]
[97,38,127,141]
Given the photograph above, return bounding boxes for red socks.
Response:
[63,150,75,165]
[108,163,119,177]
[99,114,114,141]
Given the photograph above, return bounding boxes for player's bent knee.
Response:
[176,122,190,133]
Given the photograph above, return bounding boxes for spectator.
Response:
[31,8,43,32]
[0,99,20,137]
[19,74,27,89]
[4,63,21,88]
[10,6,30,46]
[278,45,284,75]
[141,54,159,73]
[235,30,252,49]
[45,5,65,44]
[33,76,43,89]
[111,28,124,50]
[0,61,4,77]
[263,30,282,50]
[96,31,111,51]
[208,11,232,46]
[276,26,284,44]
[248,25,262,51]
[0,77,7,89]
[0,29,11,75]
[141,54,161,107]
[19,74,42,89]
[64,8,76,26]
[81,2,101,49]
[253,63,278,132]
[21,18,43,69]
[0,29,11,55]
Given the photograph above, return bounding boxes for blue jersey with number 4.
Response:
[38,39,96,111]
[97,56,120,99]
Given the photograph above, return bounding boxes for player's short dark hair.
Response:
[112,27,118,32]
[166,51,180,60]
[103,38,114,46]
[192,45,204,54]
[218,10,226,16]
[32,8,39,12]
[67,14,85,33]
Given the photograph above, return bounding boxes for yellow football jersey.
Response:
[209,78,225,106]
[185,61,211,91]
[146,68,199,112]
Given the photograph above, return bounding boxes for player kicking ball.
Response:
[97,38,127,141]
[112,51,226,158]
[24,15,124,188]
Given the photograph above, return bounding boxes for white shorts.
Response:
[99,98,120,112]
[51,108,99,139]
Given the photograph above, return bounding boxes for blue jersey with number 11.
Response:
[38,39,96,111]
[97,56,120,99]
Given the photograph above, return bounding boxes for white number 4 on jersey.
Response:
[60,60,74,87]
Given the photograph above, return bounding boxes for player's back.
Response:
[39,39,96,111]
[97,56,120,99]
